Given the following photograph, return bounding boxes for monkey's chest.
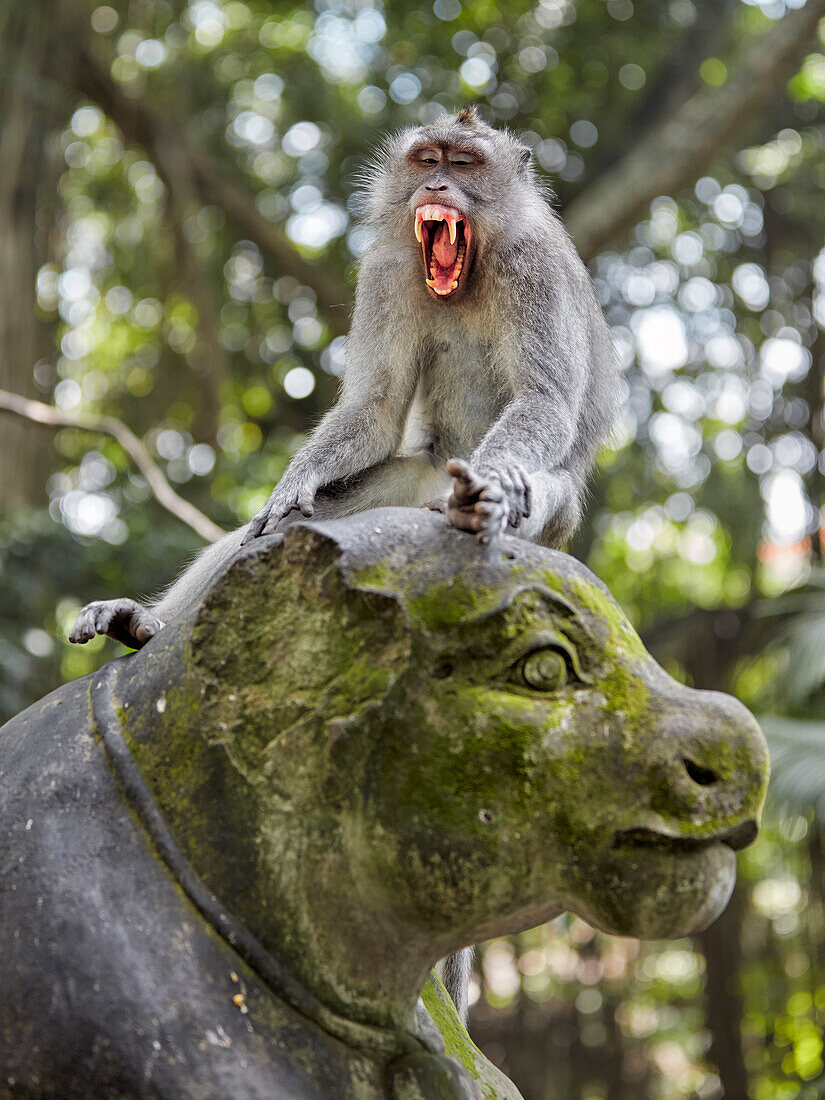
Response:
[409,339,506,458]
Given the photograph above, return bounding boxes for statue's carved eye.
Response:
[514,647,570,692]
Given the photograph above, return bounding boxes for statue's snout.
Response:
[631,677,770,848]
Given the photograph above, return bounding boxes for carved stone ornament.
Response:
[0,509,769,1099]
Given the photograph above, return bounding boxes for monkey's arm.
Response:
[246,269,419,541]
[450,252,608,545]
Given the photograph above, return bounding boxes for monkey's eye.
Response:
[510,646,571,692]
[449,153,475,167]
[416,149,441,166]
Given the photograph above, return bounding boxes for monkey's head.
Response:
[147,508,767,955]
[363,106,543,303]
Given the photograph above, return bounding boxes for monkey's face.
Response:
[403,132,532,302]
[366,112,534,302]
[407,143,480,301]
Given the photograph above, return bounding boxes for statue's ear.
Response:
[281,523,349,601]
[216,523,344,601]
[191,522,347,671]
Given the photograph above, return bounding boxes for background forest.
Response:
[2,0,825,1096]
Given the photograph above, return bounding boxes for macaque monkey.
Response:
[71,105,618,646]
[69,106,619,1021]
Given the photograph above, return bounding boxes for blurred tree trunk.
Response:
[471,982,578,1100]
[696,884,749,1100]
[155,130,228,447]
[657,624,752,1097]
[0,2,75,512]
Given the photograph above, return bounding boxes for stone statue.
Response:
[0,509,768,1099]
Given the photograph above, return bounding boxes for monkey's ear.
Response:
[456,104,480,126]
[518,144,533,170]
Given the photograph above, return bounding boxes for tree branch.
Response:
[0,388,226,543]
[565,0,825,261]
[76,51,351,333]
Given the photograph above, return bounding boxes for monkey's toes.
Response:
[69,604,100,644]
[69,598,163,649]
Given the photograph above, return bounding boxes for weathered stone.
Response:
[0,509,769,1098]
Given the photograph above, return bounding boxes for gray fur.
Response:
[69,110,619,1022]
[436,947,474,1025]
[241,107,618,544]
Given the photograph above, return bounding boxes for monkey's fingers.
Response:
[475,498,509,545]
[298,485,316,517]
[260,500,303,537]
[243,506,272,543]
[520,469,533,519]
[506,464,532,527]
[447,494,507,544]
[448,459,490,505]
[446,499,480,533]
[491,469,521,528]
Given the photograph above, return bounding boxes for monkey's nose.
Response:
[425,183,449,191]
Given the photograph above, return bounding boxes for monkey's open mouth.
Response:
[415,204,472,298]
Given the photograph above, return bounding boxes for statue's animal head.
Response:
[120,508,767,968]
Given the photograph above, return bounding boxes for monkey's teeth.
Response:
[415,220,422,243]
[448,220,456,245]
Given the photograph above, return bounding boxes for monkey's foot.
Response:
[69,599,165,650]
[447,459,532,545]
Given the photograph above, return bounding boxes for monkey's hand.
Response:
[243,473,318,543]
[447,459,532,545]
[69,598,165,650]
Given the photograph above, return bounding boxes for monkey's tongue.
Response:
[431,221,458,268]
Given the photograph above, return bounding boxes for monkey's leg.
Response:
[283,454,452,521]
[68,528,248,647]
[150,457,447,621]
[150,528,247,623]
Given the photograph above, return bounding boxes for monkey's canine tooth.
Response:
[448,219,457,245]
[415,220,422,243]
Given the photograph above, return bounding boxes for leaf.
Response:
[759,715,825,819]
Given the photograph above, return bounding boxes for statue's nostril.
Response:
[683,757,720,787]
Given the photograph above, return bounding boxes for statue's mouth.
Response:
[612,819,758,854]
